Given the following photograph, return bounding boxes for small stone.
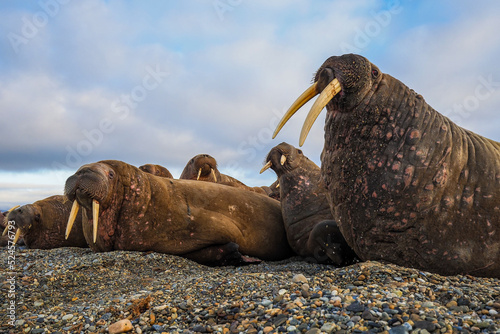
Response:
[445,300,457,308]
[389,325,409,334]
[263,326,274,334]
[34,301,44,307]
[320,322,335,333]
[108,319,133,334]
[413,320,436,332]
[489,309,498,316]
[62,314,73,321]
[305,329,321,334]
[261,299,272,307]
[292,274,308,283]
[31,329,45,334]
[346,301,365,313]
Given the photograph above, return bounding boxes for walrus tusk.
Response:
[2,225,9,236]
[273,82,318,139]
[2,205,20,233]
[13,229,21,245]
[65,200,80,239]
[93,199,99,243]
[300,78,342,146]
[273,78,342,146]
[280,155,287,166]
[260,161,272,174]
[211,169,217,182]
[197,168,202,180]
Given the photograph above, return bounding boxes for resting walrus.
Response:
[5,196,87,249]
[274,53,500,278]
[261,142,358,265]
[64,160,293,265]
[139,164,173,178]
[180,154,270,195]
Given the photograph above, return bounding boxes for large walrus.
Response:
[5,195,87,249]
[261,142,358,265]
[180,154,270,195]
[274,53,500,278]
[64,160,293,265]
[139,164,173,178]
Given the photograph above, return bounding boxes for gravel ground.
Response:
[1,247,500,334]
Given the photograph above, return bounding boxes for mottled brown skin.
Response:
[5,195,87,249]
[180,154,269,195]
[263,142,358,265]
[64,160,293,265]
[139,164,173,178]
[311,54,500,277]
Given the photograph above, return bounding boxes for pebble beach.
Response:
[1,247,500,334]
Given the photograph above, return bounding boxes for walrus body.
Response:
[139,164,173,178]
[180,154,269,195]
[262,142,358,265]
[6,195,87,249]
[276,54,500,277]
[64,160,293,264]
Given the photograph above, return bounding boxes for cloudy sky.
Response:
[1,0,499,209]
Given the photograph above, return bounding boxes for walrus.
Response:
[139,164,173,178]
[260,142,358,265]
[64,160,293,265]
[5,196,87,249]
[180,154,270,195]
[274,53,500,278]
[1,207,24,247]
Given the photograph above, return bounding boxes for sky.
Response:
[1,0,499,209]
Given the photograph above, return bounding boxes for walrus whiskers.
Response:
[65,200,80,239]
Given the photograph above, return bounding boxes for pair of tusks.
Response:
[66,199,99,243]
[197,168,217,182]
[259,155,287,174]
[273,78,342,146]
[2,205,21,245]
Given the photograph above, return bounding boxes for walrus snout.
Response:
[64,163,112,243]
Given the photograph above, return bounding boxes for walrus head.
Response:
[274,53,380,146]
[1,205,21,244]
[260,142,308,178]
[139,164,173,178]
[180,154,221,182]
[64,161,121,248]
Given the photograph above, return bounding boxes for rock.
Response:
[292,274,308,283]
[108,319,133,334]
[346,301,365,313]
[61,314,73,321]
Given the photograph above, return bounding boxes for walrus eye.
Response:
[34,214,40,222]
[297,149,303,155]
[108,171,115,179]
[372,69,379,78]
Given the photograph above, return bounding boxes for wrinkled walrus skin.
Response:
[64,160,293,265]
[276,54,500,278]
[6,195,87,249]
[262,142,358,265]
